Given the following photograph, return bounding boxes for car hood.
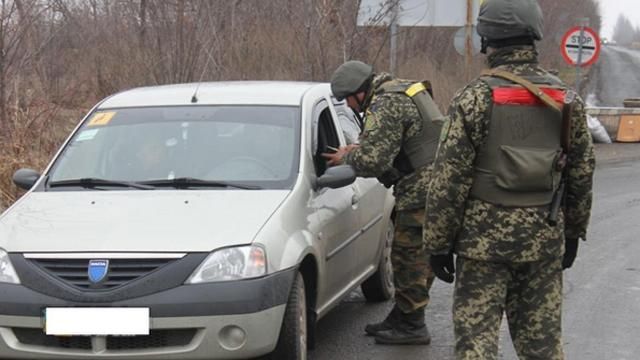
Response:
[0,190,289,252]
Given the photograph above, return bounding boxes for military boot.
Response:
[364,305,401,336]
[374,310,431,345]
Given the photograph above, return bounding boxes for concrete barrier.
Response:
[586,107,640,142]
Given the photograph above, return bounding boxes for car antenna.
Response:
[191,79,203,104]
[191,49,215,104]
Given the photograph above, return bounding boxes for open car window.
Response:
[311,101,341,176]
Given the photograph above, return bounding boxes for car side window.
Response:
[312,102,340,176]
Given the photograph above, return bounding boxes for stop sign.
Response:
[561,26,601,67]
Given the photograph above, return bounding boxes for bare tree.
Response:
[613,14,635,45]
[0,0,604,210]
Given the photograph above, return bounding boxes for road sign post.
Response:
[560,20,601,93]
[575,21,586,92]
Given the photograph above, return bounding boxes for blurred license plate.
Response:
[45,308,149,335]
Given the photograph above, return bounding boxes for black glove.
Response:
[563,237,579,269]
[377,169,402,188]
[430,253,455,283]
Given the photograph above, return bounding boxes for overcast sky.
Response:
[598,0,640,39]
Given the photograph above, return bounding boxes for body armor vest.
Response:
[469,73,566,207]
[374,81,444,186]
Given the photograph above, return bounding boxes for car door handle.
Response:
[351,194,359,205]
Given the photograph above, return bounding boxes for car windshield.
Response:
[47,105,300,190]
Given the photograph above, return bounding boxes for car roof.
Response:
[98,81,327,108]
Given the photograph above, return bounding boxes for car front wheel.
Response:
[361,218,395,302]
[269,271,307,360]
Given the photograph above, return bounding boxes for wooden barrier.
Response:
[586,107,640,142]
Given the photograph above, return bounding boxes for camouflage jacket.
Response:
[424,46,595,262]
[345,73,433,211]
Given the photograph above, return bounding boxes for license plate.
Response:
[45,308,149,336]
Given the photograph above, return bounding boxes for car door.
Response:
[308,99,361,303]
[329,99,389,279]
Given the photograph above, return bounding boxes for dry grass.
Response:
[0,107,82,210]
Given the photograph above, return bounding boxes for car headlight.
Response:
[186,245,266,284]
[0,249,20,284]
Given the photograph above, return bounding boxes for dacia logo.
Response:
[88,259,109,284]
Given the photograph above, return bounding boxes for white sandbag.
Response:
[587,115,612,143]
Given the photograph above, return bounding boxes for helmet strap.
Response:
[356,94,366,113]
[348,91,368,113]
[353,109,365,131]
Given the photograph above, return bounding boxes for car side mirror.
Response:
[316,165,356,189]
[13,168,41,190]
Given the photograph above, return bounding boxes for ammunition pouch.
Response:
[495,146,563,192]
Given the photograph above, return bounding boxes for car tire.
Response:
[269,272,307,360]
[361,219,395,302]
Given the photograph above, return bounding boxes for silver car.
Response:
[0,82,395,359]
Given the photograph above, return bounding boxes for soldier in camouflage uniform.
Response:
[324,60,444,345]
[424,0,595,359]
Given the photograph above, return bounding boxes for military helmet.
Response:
[477,0,544,41]
[330,60,374,101]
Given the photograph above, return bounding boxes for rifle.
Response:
[548,90,576,226]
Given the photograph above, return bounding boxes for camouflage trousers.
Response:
[392,209,435,314]
[453,256,564,360]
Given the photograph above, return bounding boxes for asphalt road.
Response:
[310,153,640,359]
[589,46,640,107]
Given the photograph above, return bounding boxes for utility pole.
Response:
[389,0,399,75]
[464,0,473,81]
[303,0,313,80]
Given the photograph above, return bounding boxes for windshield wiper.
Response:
[140,177,261,190]
[49,178,155,190]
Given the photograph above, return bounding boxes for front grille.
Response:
[13,328,92,349]
[29,258,175,289]
[107,329,196,350]
[13,328,197,350]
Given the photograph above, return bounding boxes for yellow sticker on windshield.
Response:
[87,111,116,126]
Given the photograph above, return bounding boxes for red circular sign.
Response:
[561,26,601,67]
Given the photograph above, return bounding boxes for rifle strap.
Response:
[561,97,573,155]
[481,69,563,113]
